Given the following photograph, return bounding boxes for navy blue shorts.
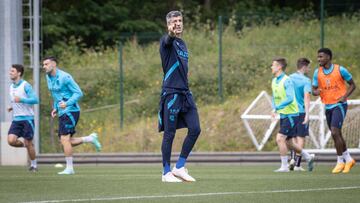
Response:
[325,103,347,129]
[279,116,299,137]
[8,120,34,140]
[58,111,80,137]
[163,93,199,133]
[296,113,309,137]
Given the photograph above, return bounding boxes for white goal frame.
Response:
[241,91,360,152]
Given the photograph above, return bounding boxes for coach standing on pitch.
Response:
[158,10,201,182]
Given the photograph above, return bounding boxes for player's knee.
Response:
[8,139,16,146]
[330,128,341,137]
[163,131,175,141]
[189,126,201,137]
[60,136,70,144]
[276,135,284,145]
[7,136,17,146]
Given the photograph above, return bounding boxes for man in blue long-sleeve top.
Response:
[42,56,102,175]
[158,11,201,182]
[8,64,39,172]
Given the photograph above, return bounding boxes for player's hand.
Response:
[168,23,176,37]
[51,109,57,118]
[312,89,321,96]
[302,114,309,125]
[7,107,13,112]
[59,101,67,109]
[14,96,21,103]
[271,111,277,122]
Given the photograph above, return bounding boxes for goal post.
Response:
[241,91,360,152]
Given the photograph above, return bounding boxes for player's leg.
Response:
[7,121,25,147]
[57,113,76,175]
[294,113,308,171]
[294,136,305,171]
[161,94,181,182]
[58,134,75,175]
[24,139,37,172]
[172,106,201,182]
[7,134,24,147]
[286,138,314,171]
[275,117,291,172]
[330,104,355,173]
[19,119,37,171]
[324,108,344,173]
[66,111,101,151]
[284,116,314,171]
[275,133,290,172]
[70,133,101,152]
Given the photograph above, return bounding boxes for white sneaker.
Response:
[172,167,196,182]
[289,159,295,171]
[58,168,75,175]
[307,154,315,172]
[294,166,305,171]
[274,167,290,172]
[162,172,182,183]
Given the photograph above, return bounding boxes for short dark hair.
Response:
[166,10,182,24]
[11,64,24,77]
[43,56,58,64]
[273,57,287,71]
[297,58,310,69]
[318,48,332,59]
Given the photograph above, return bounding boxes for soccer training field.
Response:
[1,164,360,203]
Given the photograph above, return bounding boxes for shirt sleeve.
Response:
[64,75,83,107]
[304,78,312,94]
[20,83,39,104]
[275,78,295,111]
[340,66,352,81]
[161,34,175,48]
[312,68,319,87]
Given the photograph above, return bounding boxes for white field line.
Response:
[20,185,360,203]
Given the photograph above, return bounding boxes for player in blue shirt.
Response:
[158,11,201,182]
[43,56,102,175]
[8,64,39,172]
[289,58,312,171]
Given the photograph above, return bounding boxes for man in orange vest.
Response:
[312,48,356,173]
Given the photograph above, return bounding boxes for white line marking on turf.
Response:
[20,186,360,203]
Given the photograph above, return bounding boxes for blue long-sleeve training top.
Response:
[159,34,189,90]
[46,68,83,116]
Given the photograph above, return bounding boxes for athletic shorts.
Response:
[58,111,80,137]
[325,103,347,129]
[279,115,299,138]
[296,113,309,137]
[8,120,34,140]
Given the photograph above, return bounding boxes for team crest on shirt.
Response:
[325,79,331,87]
[325,78,332,90]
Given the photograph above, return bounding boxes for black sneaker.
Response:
[28,166,38,172]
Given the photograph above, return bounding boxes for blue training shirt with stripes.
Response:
[159,34,189,90]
